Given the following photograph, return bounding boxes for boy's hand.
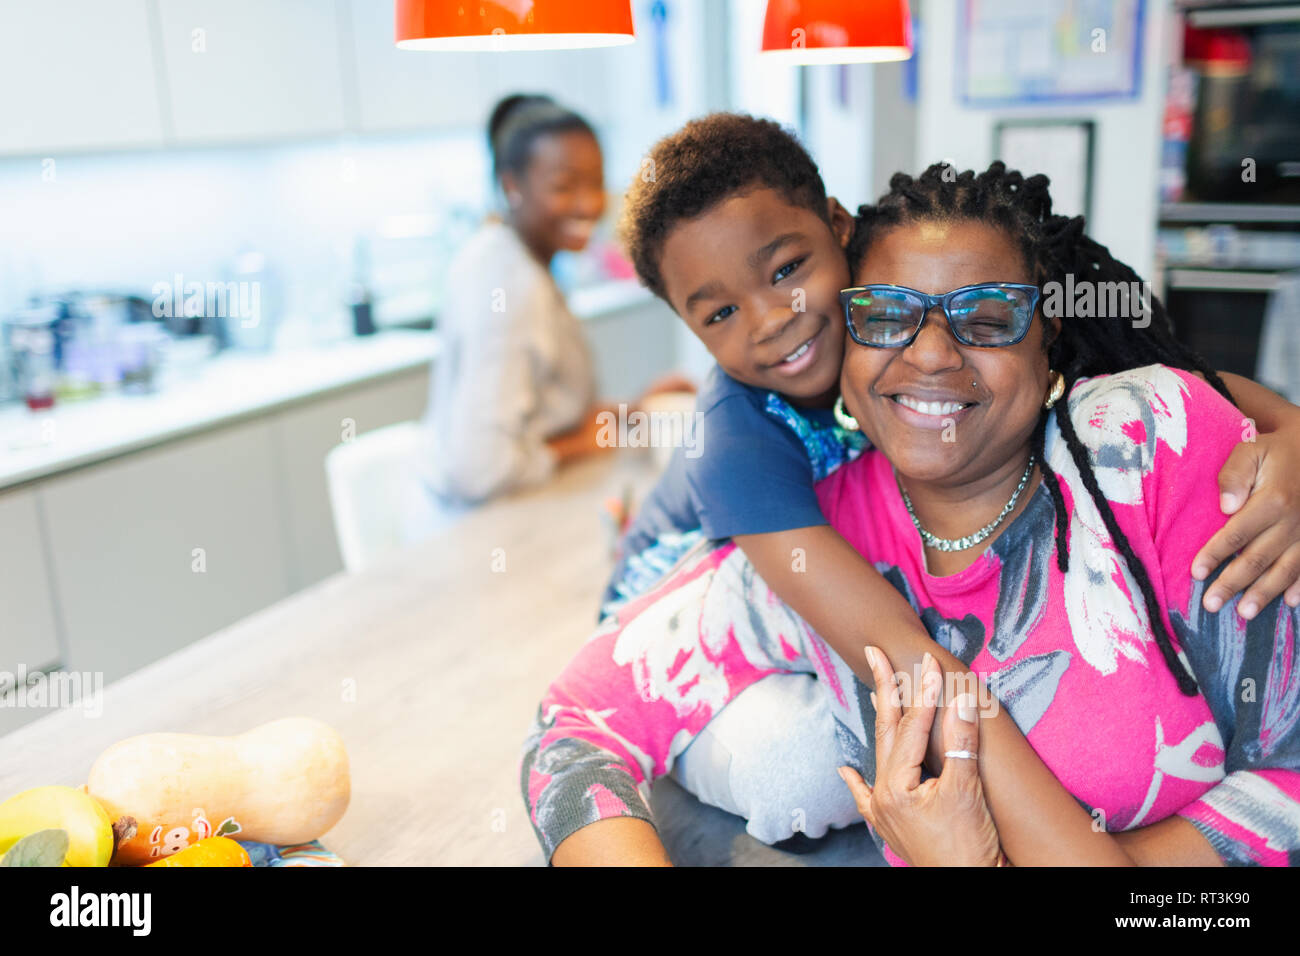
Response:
[1194,424,1300,617]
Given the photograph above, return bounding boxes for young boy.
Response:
[602,114,862,617]
[596,114,936,846]
[585,113,1300,853]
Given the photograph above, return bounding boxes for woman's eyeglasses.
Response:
[840,282,1041,349]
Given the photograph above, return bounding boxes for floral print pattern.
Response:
[522,366,1300,865]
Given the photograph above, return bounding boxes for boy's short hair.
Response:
[618,113,831,302]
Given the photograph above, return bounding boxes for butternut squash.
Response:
[87,717,349,865]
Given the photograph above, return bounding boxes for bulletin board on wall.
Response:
[959,0,1144,105]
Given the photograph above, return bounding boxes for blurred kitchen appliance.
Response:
[1165,268,1278,376]
[1160,215,1300,375]
[1182,6,1300,202]
[2,293,176,406]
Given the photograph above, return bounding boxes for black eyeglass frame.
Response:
[840,282,1043,349]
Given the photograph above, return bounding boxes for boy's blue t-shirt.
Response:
[602,364,869,610]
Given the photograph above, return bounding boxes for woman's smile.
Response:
[882,386,980,431]
[558,216,599,246]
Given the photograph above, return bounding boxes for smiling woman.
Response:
[839,218,1055,576]
[827,165,1296,863]
[414,94,611,527]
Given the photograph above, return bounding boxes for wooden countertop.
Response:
[0,451,658,866]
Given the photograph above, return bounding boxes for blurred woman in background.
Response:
[416,94,619,528]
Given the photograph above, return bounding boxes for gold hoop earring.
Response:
[1043,370,1065,410]
[833,394,860,431]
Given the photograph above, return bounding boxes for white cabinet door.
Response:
[0,488,67,738]
[0,0,165,154]
[38,419,291,685]
[0,486,64,738]
[272,368,430,589]
[582,297,679,399]
[156,0,347,144]
[343,0,487,133]
[0,488,62,677]
[476,47,617,127]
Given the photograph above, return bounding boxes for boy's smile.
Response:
[657,187,854,407]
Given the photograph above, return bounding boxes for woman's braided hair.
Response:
[848,161,1236,695]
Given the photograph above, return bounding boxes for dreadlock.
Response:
[848,161,1235,696]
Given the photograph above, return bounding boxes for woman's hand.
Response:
[1194,420,1300,618]
[838,648,1002,866]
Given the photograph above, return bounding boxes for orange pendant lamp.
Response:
[396,0,635,51]
[762,0,912,64]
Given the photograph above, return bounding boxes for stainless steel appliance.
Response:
[1181,2,1300,202]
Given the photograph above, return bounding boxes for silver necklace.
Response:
[897,455,1037,552]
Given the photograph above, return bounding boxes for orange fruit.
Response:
[144,836,251,867]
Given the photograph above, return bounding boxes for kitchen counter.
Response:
[0,452,656,865]
[0,330,439,491]
[0,280,660,493]
[0,449,883,866]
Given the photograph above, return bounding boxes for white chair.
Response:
[324,420,433,573]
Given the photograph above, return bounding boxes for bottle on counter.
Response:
[348,236,376,336]
[8,307,59,410]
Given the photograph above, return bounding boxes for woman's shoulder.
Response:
[1066,363,1240,440]
[442,220,553,326]
[1052,363,1243,497]
[449,220,548,288]
[1066,362,1206,417]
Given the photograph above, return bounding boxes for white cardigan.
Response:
[419,220,596,509]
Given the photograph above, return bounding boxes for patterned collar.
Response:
[762,391,869,482]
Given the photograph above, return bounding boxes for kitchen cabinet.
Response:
[0,347,432,736]
[38,419,293,686]
[154,0,348,144]
[0,0,166,154]
[0,489,63,735]
[580,295,679,399]
[271,369,430,590]
[342,0,487,133]
[475,48,618,128]
[342,0,619,134]
[0,0,626,156]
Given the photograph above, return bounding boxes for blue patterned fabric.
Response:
[761,391,869,482]
[239,839,344,866]
[601,528,708,619]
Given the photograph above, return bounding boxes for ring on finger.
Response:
[944,749,977,760]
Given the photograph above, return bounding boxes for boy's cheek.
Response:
[686,329,760,387]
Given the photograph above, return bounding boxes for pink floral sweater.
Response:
[522,365,1300,865]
